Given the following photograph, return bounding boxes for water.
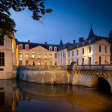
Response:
[0,80,112,112]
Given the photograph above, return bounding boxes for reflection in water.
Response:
[0,80,112,112]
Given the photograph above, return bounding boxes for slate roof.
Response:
[17,41,60,51]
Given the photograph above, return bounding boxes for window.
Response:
[88,46,91,53]
[54,47,57,51]
[19,60,22,65]
[25,44,29,49]
[77,59,79,65]
[72,51,74,56]
[99,45,101,52]
[82,48,84,54]
[49,46,52,51]
[88,57,91,65]
[82,58,84,65]
[0,52,4,66]
[26,60,28,65]
[99,56,101,65]
[0,36,4,45]
[105,46,107,53]
[18,44,23,49]
[77,50,78,55]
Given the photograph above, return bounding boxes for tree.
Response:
[0,0,52,36]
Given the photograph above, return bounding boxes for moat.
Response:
[0,80,112,112]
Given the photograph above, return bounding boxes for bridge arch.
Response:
[97,77,111,93]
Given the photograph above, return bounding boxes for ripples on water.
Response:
[0,80,112,112]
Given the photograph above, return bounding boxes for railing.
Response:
[72,65,112,71]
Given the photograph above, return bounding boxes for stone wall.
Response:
[17,66,112,92]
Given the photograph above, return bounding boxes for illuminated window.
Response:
[25,44,29,49]
[49,46,52,51]
[18,44,23,49]
[26,60,28,65]
[88,46,91,53]
[54,47,57,51]
[32,52,35,58]
[19,60,22,65]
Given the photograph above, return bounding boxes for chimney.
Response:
[73,40,76,47]
[44,42,48,45]
[28,40,30,44]
[79,37,84,43]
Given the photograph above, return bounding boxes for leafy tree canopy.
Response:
[0,0,52,36]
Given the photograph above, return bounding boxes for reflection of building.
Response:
[0,32,17,79]
[0,80,16,112]
[17,41,59,66]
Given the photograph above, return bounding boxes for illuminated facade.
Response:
[17,41,58,66]
[57,28,111,66]
[69,39,110,65]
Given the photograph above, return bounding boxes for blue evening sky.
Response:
[11,0,112,44]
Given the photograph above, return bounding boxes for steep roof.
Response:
[17,41,60,51]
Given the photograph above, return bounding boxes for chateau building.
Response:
[57,28,111,66]
[17,41,59,66]
[0,27,112,79]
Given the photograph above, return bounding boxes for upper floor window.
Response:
[105,46,107,53]
[82,58,84,65]
[25,44,29,49]
[99,45,101,52]
[88,46,91,53]
[82,48,84,54]
[72,51,74,56]
[77,50,78,55]
[18,44,23,50]
[49,46,52,51]
[0,52,5,66]
[0,36,4,46]
[54,47,57,51]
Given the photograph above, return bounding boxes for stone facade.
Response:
[0,34,17,79]
[69,39,110,65]
[17,41,58,66]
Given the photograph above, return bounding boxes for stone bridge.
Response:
[18,65,112,92]
[71,65,112,92]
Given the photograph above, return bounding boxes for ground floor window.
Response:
[0,52,5,66]
[88,57,91,65]
[99,56,101,65]
[19,60,22,65]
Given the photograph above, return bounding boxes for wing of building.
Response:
[0,33,17,79]
[57,27,111,66]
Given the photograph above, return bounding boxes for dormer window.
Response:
[0,35,4,46]
[54,47,57,51]
[49,46,52,51]
[18,44,23,50]
[25,44,29,49]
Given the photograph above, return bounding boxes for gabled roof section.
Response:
[17,41,60,51]
[88,27,95,39]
